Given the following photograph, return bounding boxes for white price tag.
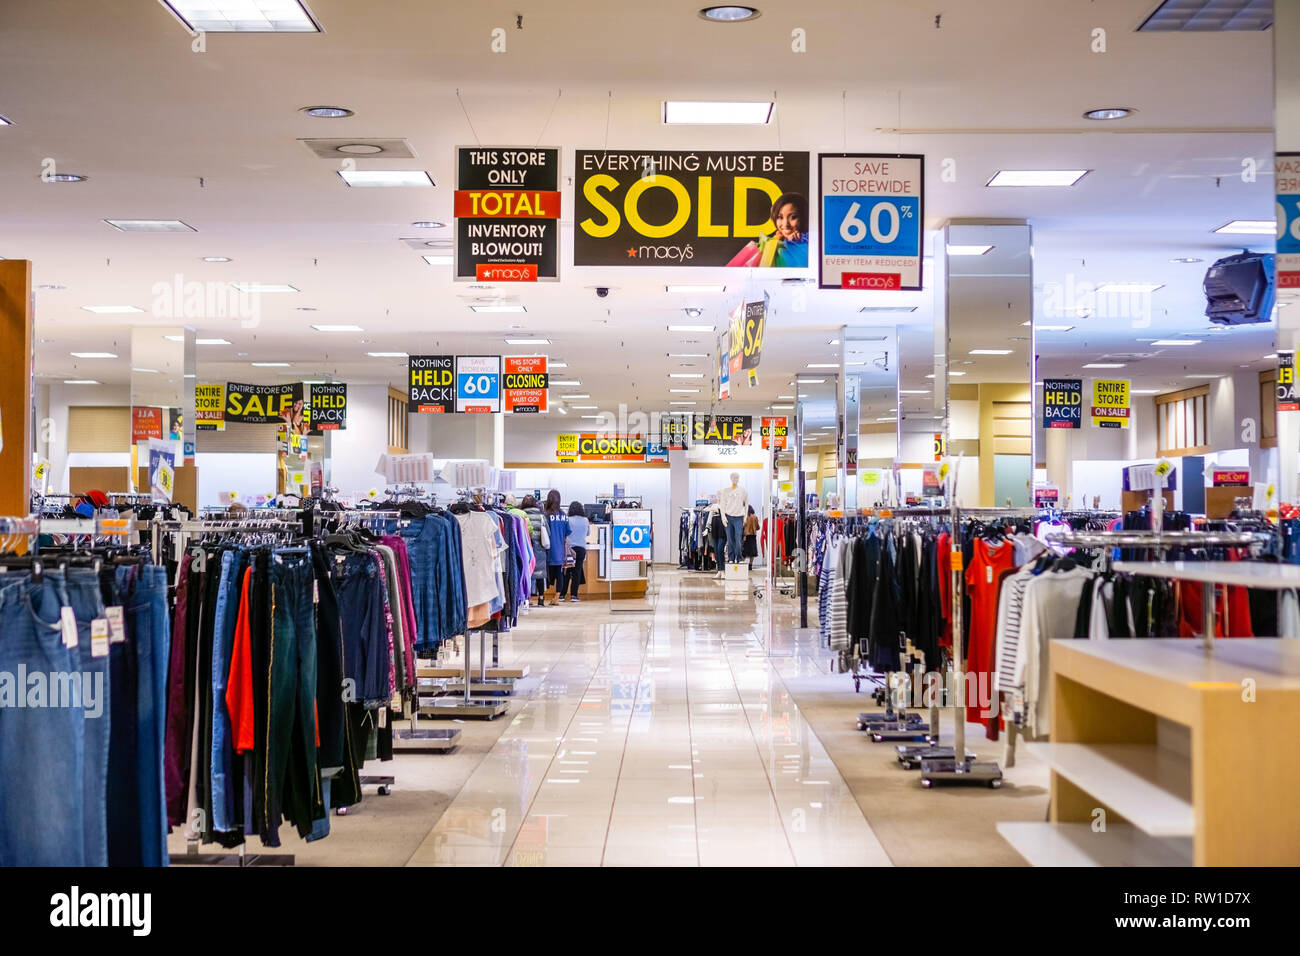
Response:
[313,578,319,604]
[60,606,78,648]
[378,707,388,729]
[986,565,993,585]
[106,606,127,644]
[91,618,110,658]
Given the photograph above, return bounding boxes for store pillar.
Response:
[0,259,33,516]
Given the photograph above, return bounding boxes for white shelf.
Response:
[1112,560,1300,590]
[997,822,1193,867]
[1024,742,1193,837]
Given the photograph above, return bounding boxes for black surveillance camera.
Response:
[595,287,610,298]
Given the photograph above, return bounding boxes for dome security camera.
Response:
[595,287,610,298]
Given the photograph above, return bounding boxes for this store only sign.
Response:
[1043,378,1083,429]
[573,150,810,268]
[455,146,560,282]
[761,416,788,449]
[408,355,455,414]
[1278,152,1300,290]
[818,153,924,291]
[308,383,347,432]
[456,356,502,413]
[693,415,752,445]
[1091,379,1130,428]
[610,509,653,561]
[503,355,548,413]
[1279,352,1298,412]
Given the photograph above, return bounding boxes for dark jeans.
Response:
[563,547,586,597]
[547,563,564,589]
[330,550,389,708]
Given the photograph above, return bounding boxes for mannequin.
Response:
[717,471,748,569]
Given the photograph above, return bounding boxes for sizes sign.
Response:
[456,356,502,413]
[455,146,560,282]
[610,509,653,562]
[818,153,924,291]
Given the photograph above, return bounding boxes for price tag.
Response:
[106,606,126,644]
[950,550,964,572]
[986,565,993,585]
[91,618,110,658]
[313,579,319,604]
[378,707,388,729]
[61,606,78,648]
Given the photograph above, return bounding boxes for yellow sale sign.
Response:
[1091,379,1130,429]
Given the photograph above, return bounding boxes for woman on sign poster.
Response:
[282,397,309,436]
[725,192,809,268]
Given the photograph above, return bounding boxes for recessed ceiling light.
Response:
[45,173,87,183]
[684,308,704,318]
[571,405,599,410]
[670,401,699,406]
[104,219,195,232]
[1096,282,1163,294]
[771,404,793,410]
[899,389,931,395]
[1213,219,1275,235]
[312,324,364,332]
[1035,324,1075,332]
[550,379,582,386]
[471,304,526,313]
[1131,389,1161,395]
[668,324,714,332]
[70,352,117,359]
[668,353,707,358]
[163,0,320,32]
[798,378,827,384]
[1152,339,1201,346]
[336,143,383,155]
[197,338,231,345]
[505,338,550,345]
[561,393,590,399]
[1187,374,1224,379]
[231,283,299,293]
[550,362,568,368]
[1170,257,1203,264]
[806,363,839,368]
[876,416,897,422]
[411,220,446,228]
[580,415,603,420]
[669,388,701,393]
[969,349,1013,355]
[777,394,794,399]
[366,352,407,358]
[202,256,232,263]
[699,5,761,21]
[947,244,994,256]
[0,114,11,126]
[422,254,453,265]
[338,169,434,188]
[666,284,725,294]
[1083,362,1126,368]
[132,368,158,374]
[663,101,773,125]
[251,362,291,367]
[63,380,101,385]
[37,284,67,291]
[301,105,353,118]
[986,169,1089,187]
[670,373,705,379]
[1083,107,1135,121]
[81,305,143,314]
[858,306,917,314]
[1265,353,1279,360]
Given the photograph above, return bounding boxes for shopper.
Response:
[743,505,759,570]
[544,490,570,598]
[521,495,549,607]
[710,505,727,579]
[717,472,748,564]
[561,501,590,602]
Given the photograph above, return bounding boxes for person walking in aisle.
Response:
[743,505,759,570]
[544,489,570,600]
[560,501,590,602]
[521,495,549,607]
[717,472,748,565]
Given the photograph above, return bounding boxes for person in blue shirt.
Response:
[561,501,591,602]
[544,489,570,597]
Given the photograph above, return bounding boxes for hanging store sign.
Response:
[455,146,561,282]
[693,414,752,445]
[761,416,788,449]
[727,302,745,378]
[922,467,943,496]
[502,355,548,413]
[818,153,924,291]
[556,433,579,463]
[643,441,669,463]
[1043,378,1083,429]
[131,406,163,443]
[455,355,502,413]
[408,355,456,414]
[147,439,175,504]
[1091,379,1131,429]
[1279,352,1298,412]
[196,384,225,431]
[1034,485,1060,508]
[308,383,347,432]
[718,336,731,401]
[1212,469,1250,487]
[225,382,302,425]
[660,413,691,450]
[573,150,810,268]
[933,433,945,461]
[742,295,766,372]
[577,433,648,461]
[167,407,183,441]
[1278,153,1300,290]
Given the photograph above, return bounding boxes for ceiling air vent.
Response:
[1138,0,1273,31]
[299,138,417,159]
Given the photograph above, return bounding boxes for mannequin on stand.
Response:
[718,472,748,571]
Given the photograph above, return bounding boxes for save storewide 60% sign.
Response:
[611,510,652,561]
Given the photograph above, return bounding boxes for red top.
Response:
[226,567,255,754]
[964,537,1016,724]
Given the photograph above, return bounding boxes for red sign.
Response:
[503,355,548,413]
[476,263,538,282]
[131,406,163,442]
[454,190,562,218]
[841,272,901,290]
[1212,470,1250,487]
[761,416,788,450]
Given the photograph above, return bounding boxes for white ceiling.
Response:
[0,0,1285,418]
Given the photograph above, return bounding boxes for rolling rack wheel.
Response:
[377,785,392,796]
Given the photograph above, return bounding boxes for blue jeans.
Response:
[330,551,389,707]
[400,517,441,650]
[725,515,745,563]
[65,568,110,867]
[0,572,85,865]
[210,549,246,835]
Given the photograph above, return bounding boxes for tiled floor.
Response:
[407,569,893,867]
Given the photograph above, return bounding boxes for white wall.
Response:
[329,384,390,498]
[195,453,280,507]
[48,383,131,492]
